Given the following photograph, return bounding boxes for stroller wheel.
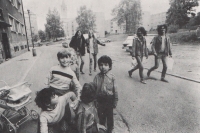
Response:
[7,123,17,133]
[31,110,39,120]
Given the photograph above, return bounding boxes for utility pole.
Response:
[27,10,36,56]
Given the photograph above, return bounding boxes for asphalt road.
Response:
[15,34,200,133]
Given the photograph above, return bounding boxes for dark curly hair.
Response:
[157,24,167,35]
[97,55,112,69]
[35,87,55,111]
[137,27,147,36]
[80,82,96,104]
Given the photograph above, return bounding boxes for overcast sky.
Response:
[22,0,200,30]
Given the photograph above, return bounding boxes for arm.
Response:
[168,37,172,56]
[151,37,157,56]
[69,37,74,48]
[72,72,82,100]
[132,39,136,57]
[112,75,118,108]
[97,39,105,46]
[40,116,48,133]
[77,112,87,133]
[144,39,148,58]
[63,92,76,102]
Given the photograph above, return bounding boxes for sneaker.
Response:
[161,78,169,83]
[140,80,146,84]
[94,69,96,72]
[89,73,92,76]
[128,71,132,77]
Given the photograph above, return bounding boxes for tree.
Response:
[32,34,39,42]
[166,0,199,28]
[76,6,96,33]
[38,30,46,41]
[44,8,64,41]
[112,0,142,34]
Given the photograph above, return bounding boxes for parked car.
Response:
[126,34,155,55]
[122,36,135,49]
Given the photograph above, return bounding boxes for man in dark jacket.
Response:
[69,30,86,75]
[147,24,172,82]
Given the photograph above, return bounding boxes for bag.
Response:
[166,57,174,71]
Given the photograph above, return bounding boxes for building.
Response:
[94,12,106,37]
[0,0,27,63]
[24,11,38,46]
[110,20,126,34]
[150,12,167,30]
[65,19,78,39]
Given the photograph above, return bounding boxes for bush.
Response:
[168,25,179,33]
[169,31,198,43]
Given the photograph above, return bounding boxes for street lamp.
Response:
[27,9,36,56]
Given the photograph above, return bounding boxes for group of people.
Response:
[128,24,172,84]
[35,30,117,133]
[69,30,105,79]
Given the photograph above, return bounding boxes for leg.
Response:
[147,55,160,77]
[106,107,114,133]
[80,55,85,74]
[136,56,145,83]
[76,53,80,79]
[89,53,93,75]
[93,54,97,71]
[98,105,107,126]
[161,55,168,82]
[128,58,139,77]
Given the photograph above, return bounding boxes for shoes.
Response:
[89,73,92,76]
[140,80,146,84]
[80,71,85,74]
[161,78,169,83]
[147,70,150,77]
[94,69,96,72]
[128,71,132,77]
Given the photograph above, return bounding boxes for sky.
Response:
[22,0,200,30]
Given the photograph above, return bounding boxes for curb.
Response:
[19,50,42,82]
[144,68,200,84]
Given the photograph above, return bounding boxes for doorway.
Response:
[1,33,11,59]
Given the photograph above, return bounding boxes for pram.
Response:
[0,80,39,133]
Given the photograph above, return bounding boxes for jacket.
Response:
[132,36,148,57]
[69,36,86,56]
[86,38,104,54]
[152,35,172,56]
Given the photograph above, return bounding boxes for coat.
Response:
[151,35,172,56]
[69,36,86,56]
[132,36,148,57]
[86,38,104,54]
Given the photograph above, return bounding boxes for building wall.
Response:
[150,12,167,29]
[0,0,28,62]
[95,12,105,37]
[110,20,126,34]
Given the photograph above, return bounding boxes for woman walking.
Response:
[128,27,148,84]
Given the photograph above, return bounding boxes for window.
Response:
[15,21,19,32]
[17,1,22,13]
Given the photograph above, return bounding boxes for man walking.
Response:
[147,24,172,83]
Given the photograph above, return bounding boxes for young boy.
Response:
[35,87,78,133]
[48,49,82,100]
[93,55,118,133]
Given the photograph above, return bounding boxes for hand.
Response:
[132,57,135,60]
[97,123,107,131]
[70,99,79,110]
[154,53,157,57]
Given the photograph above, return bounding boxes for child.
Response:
[93,55,118,133]
[35,87,78,133]
[76,82,106,133]
[68,48,79,80]
[48,49,82,100]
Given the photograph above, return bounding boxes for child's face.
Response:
[59,56,71,67]
[50,94,58,105]
[99,62,110,74]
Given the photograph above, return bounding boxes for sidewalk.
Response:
[0,47,130,133]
